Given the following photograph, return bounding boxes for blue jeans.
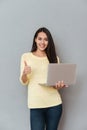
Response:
[30,104,62,130]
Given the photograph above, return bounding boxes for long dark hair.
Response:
[31,27,58,63]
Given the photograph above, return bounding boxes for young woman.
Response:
[20,27,67,130]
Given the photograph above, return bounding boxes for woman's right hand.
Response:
[23,61,31,75]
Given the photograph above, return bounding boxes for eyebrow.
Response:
[38,36,48,39]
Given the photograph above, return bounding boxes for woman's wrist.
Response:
[21,73,28,83]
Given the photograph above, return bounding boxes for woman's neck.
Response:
[33,50,46,57]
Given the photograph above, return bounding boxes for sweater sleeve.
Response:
[57,56,60,64]
[19,53,29,86]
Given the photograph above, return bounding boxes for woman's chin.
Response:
[39,48,46,51]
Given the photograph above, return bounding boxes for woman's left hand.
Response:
[53,80,68,89]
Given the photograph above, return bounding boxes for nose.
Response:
[41,39,44,44]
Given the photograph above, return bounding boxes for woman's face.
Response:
[35,32,48,51]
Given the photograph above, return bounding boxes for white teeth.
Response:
[40,45,45,48]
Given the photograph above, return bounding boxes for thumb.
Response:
[24,61,27,66]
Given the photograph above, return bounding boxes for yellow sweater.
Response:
[20,52,62,108]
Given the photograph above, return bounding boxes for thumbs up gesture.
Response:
[23,61,31,75]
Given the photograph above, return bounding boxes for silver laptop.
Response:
[39,63,77,86]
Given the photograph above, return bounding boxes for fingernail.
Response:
[65,85,69,87]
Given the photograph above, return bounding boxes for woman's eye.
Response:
[44,38,48,41]
[38,37,48,41]
[38,38,42,40]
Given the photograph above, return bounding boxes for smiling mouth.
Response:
[39,44,46,48]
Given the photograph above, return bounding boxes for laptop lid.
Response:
[39,63,77,86]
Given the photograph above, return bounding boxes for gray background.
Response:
[0,0,87,130]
